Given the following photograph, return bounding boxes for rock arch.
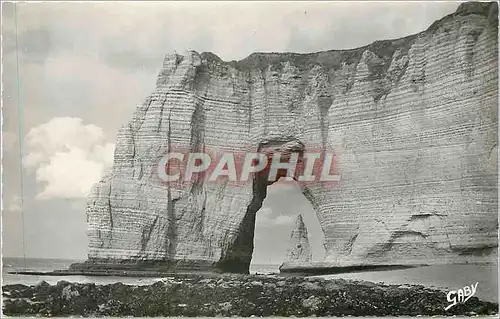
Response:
[74,2,498,275]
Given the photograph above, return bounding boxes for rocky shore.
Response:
[3,274,498,317]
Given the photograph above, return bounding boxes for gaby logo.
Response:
[445,282,478,310]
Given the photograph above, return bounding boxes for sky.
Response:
[2,1,462,264]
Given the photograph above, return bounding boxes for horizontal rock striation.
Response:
[82,2,498,273]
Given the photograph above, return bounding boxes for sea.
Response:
[2,257,280,286]
[2,257,498,303]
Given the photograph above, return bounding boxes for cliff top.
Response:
[195,1,497,72]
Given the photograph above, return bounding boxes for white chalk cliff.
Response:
[285,215,312,263]
[79,2,498,273]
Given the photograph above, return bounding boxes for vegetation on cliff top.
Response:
[198,1,497,75]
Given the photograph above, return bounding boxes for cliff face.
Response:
[285,215,312,263]
[84,2,498,272]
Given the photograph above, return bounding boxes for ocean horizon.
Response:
[3,257,498,303]
[2,257,282,286]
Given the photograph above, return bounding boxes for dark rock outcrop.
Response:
[3,276,498,316]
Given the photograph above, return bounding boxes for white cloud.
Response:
[256,207,273,225]
[256,207,294,227]
[24,117,114,200]
[273,215,294,226]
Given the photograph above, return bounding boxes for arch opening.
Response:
[216,138,325,274]
[250,178,325,274]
